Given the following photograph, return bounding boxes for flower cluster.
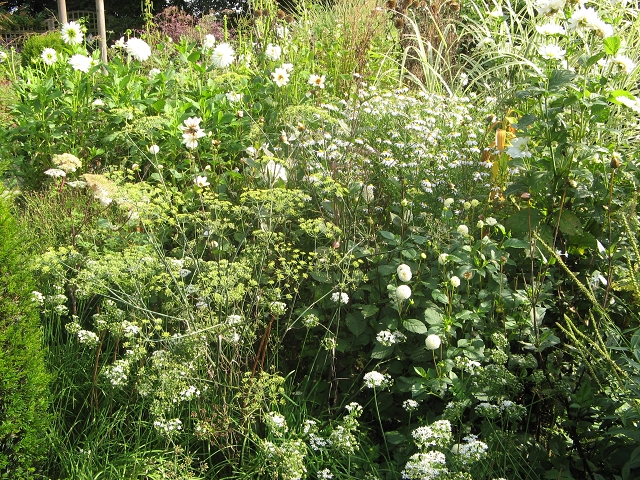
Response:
[363,371,392,389]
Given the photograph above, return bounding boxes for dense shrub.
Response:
[20,31,64,68]
[0,191,51,478]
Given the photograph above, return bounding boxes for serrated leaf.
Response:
[557,210,583,236]
[424,308,444,325]
[360,304,379,319]
[371,343,394,359]
[403,319,428,334]
[431,289,449,305]
[604,36,621,55]
[548,69,576,91]
[346,314,366,336]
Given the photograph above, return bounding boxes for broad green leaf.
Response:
[548,69,576,91]
[371,343,394,359]
[187,51,201,62]
[502,238,530,249]
[360,304,379,319]
[385,431,408,445]
[557,210,583,236]
[346,314,366,336]
[414,366,429,378]
[504,209,543,237]
[403,319,428,334]
[603,36,621,55]
[424,308,444,325]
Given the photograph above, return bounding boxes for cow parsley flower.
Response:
[211,42,235,68]
[52,153,82,173]
[363,371,392,388]
[402,451,448,480]
[125,38,151,61]
[61,21,84,45]
[331,291,349,304]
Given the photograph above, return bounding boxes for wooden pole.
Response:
[58,0,68,24]
[96,0,108,64]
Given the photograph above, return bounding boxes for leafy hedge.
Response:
[0,191,51,478]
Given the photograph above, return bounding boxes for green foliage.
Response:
[0,192,51,478]
[20,31,65,68]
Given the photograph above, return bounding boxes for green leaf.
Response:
[431,289,449,305]
[346,314,366,336]
[414,366,429,378]
[390,212,402,227]
[424,308,444,325]
[548,69,576,91]
[379,231,398,245]
[557,210,583,236]
[360,304,379,319]
[403,319,428,334]
[504,209,543,237]
[187,51,201,62]
[371,343,394,359]
[385,431,408,445]
[603,36,621,55]
[502,238,530,249]
[608,90,634,104]
[585,51,606,68]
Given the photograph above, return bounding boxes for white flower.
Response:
[77,329,99,346]
[534,0,566,16]
[61,21,84,45]
[0,51,7,62]
[180,117,206,149]
[264,159,287,183]
[443,197,454,207]
[265,43,282,61]
[396,284,412,301]
[125,38,151,61]
[318,468,333,479]
[613,55,636,74]
[282,62,293,72]
[202,34,216,50]
[438,253,449,265]
[148,68,161,78]
[272,67,290,87]
[363,371,392,388]
[112,36,126,48]
[32,291,45,305]
[331,291,349,304]
[536,23,566,35]
[538,44,566,60]
[308,73,326,88]
[148,144,160,155]
[507,137,532,158]
[362,184,375,203]
[450,276,461,288]
[91,98,104,107]
[457,224,469,235]
[194,175,210,187]
[616,95,640,114]
[211,42,235,68]
[397,264,412,282]
[402,451,448,480]
[41,48,57,65]
[52,153,82,173]
[485,216,498,226]
[425,334,441,350]
[477,220,485,229]
[403,399,419,411]
[44,168,66,178]
[226,92,243,103]
[69,54,93,73]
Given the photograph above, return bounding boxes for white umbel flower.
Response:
[125,38,152,61]
[211,43,235,68]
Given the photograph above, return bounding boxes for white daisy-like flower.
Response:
[68,54,93,73]
[202,34,216,50]
[211,43,235,68]
[425,334,441,350]
[125,38,151,61]
[396,284,412,301]
[41,48,57,65]
[180,117,206,149]
[264,159,287,183]
[112,36,126,48]
[616,95,640,113]
[148,68,161,78]
[272,67,290,87]
[61,21,84,45]
[534,0,566,16]
[536,23,566,35]
[450,276,461,288]
[194,175,210,187]
[538,43,566,60]
[308,73,326,88]
[265,43,282,61]
[282,62,293,73]
[612,54,636,74]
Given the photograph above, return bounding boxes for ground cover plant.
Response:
[1,0,640,478]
